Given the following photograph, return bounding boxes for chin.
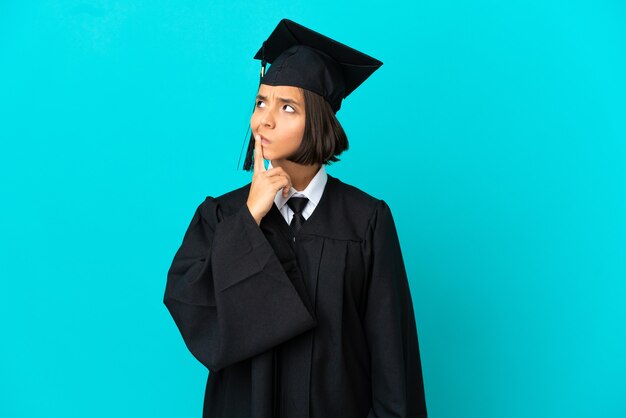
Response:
[266,153,290,162]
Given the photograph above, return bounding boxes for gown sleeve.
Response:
[364,200,428,418]
[163,197,317,373]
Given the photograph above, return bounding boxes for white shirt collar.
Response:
[268,161,328,210]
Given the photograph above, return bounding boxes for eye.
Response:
[256,100,265,108]
[283,104,295,113]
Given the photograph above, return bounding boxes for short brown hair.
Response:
[242,88,349,171]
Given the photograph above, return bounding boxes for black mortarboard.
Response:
[253,19,383,113]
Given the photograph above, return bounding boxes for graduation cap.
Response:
[239,19,383,170]
[253,19,383,113]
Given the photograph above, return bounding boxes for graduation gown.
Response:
[163,174,427,418]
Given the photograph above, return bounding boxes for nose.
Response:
[260,109,275,128]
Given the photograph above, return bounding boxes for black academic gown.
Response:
[163,174,427,418]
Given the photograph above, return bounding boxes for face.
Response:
[250,84,306,162]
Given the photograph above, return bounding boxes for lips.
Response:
[260,135,271,144]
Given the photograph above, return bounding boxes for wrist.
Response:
[246,203,262,225]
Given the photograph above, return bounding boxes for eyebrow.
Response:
[256,94,301,106]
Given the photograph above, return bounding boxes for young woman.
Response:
[164,19,427,418]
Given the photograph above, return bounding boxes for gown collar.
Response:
[263,174,361,242]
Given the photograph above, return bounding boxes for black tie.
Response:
[287,196,309,234]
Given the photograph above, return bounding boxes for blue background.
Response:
[1,1,625,417]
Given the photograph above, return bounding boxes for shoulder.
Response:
[196,182,252,222]
[332,176,379,205]
[327,175,393,238]
[330,174,387,210]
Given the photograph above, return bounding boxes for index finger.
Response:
[253,134,266,173]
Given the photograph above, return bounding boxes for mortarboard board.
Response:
[254,19,383,113]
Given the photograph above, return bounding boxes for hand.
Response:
[246,134,293,225]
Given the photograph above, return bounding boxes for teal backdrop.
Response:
[1,1,625,417]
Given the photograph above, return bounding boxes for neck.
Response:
[271,159,321,192]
